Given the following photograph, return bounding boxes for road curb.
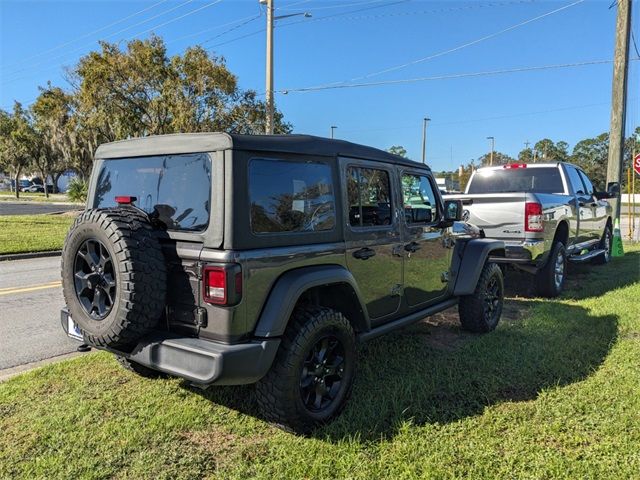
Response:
[0,250,62,262]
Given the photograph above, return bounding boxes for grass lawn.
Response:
[1,246,639,479]
[0,192,81,204]
[0,214,76,255]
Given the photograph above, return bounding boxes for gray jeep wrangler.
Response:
[61,133,505,432]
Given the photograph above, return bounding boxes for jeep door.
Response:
[341,158,403,324]
[399,169,451,308]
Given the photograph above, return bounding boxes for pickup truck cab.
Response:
[446,162,616,297]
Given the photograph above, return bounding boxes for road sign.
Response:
[634,153,640,176]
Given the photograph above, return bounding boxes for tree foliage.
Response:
[387,145,407,158]
[1,35,292,186]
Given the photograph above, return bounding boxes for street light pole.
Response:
[264,0,274,134]
[421,117,430,164]
[330,126,337,139]
[261,0,311,135]
[486,136,495,166]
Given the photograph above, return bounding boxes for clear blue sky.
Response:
[1,0,638,172]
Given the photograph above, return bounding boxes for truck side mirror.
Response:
[444,199,463,222]
[607,182,620,196]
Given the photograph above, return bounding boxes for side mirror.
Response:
[444,199,463,222]
[607,182,620,196]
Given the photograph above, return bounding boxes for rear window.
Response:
[249,158,335,234]
[467,167,564,194]
[93,153,211,232]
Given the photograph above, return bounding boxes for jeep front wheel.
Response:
[255,306,356,433]
[458,262,504,333]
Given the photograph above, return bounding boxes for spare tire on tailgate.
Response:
[61,207,167,350]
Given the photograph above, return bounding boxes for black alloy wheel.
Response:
[300,334,346,412]
[73,239,116,320]
[483,275,501,326]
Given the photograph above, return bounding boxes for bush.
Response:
[66,178,88,203]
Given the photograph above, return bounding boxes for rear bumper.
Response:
[61,308,280,386]
[490,239,546,265]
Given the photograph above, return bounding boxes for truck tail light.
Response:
[115,195,137,205]
[203,265,242,305]
[504,163,527,169]
[525,202,544,232]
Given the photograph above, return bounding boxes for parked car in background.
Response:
[24,183,55,193]
[445,162,617,297]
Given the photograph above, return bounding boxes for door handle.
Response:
[353,247,376,260]
[404,241,421,253]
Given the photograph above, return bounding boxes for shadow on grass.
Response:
[188,299,617,442]
[503,251,639,301]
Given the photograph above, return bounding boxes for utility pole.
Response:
[421,117,430,164]
[606,0,631,220]
[487,136,495,166]
[264,0,274,134]
[330,126,337,139]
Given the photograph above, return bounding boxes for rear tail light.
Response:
[504,163,527,169]
[115,195,137,205]
[203,265,242,306]
[525,202,544,232]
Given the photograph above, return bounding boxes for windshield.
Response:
[93,153,211,232]
[467,167,564,194]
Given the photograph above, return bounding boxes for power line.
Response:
[279,0,390,12]
[306,0,586,91]
[207,0,412,49]
[165,13,262,46]
[2,0,171,70]
[200,14,262,45]
[2,0,225,86]
[278,59,625,94]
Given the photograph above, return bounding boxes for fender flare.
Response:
[253,265,370,337]
[451,238,505,296]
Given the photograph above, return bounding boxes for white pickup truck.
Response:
[446,162,618,297]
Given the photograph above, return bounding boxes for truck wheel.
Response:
[458,262,504,333]
[535,241,566,298]
[255,306,357,434]
[116,355,166,379]
[592,224,612,265]
[61,208,167,351]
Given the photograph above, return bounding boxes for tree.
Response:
[533,138,569,163]
[0,103,34,199]
[387,145,407,158]
[571,133,609,190]
[32,85,75,194]
[73,36,290,140]
[477,151,515,166]
[518,148,533,163]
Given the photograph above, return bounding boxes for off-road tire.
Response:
[592,223,612,265]
[116,355,166,379]
[255,306,357,434]
[535,241,566,298]
[61,207,167,351]
[458,262,504,333]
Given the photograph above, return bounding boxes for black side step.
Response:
[568,248,606,263]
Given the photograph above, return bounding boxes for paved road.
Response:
[0,201,82,215]
[0,256,79,370]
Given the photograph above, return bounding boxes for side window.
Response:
[565,166,586,195]
[577,170,594,195]
[249,158,335,233]
[347,167,392,227]
[402,173,438,225]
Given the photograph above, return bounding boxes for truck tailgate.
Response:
[448,193,527,241]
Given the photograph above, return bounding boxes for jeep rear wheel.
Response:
[61,208,167,351]
[458,262,504,333]
[255,306,356,434]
